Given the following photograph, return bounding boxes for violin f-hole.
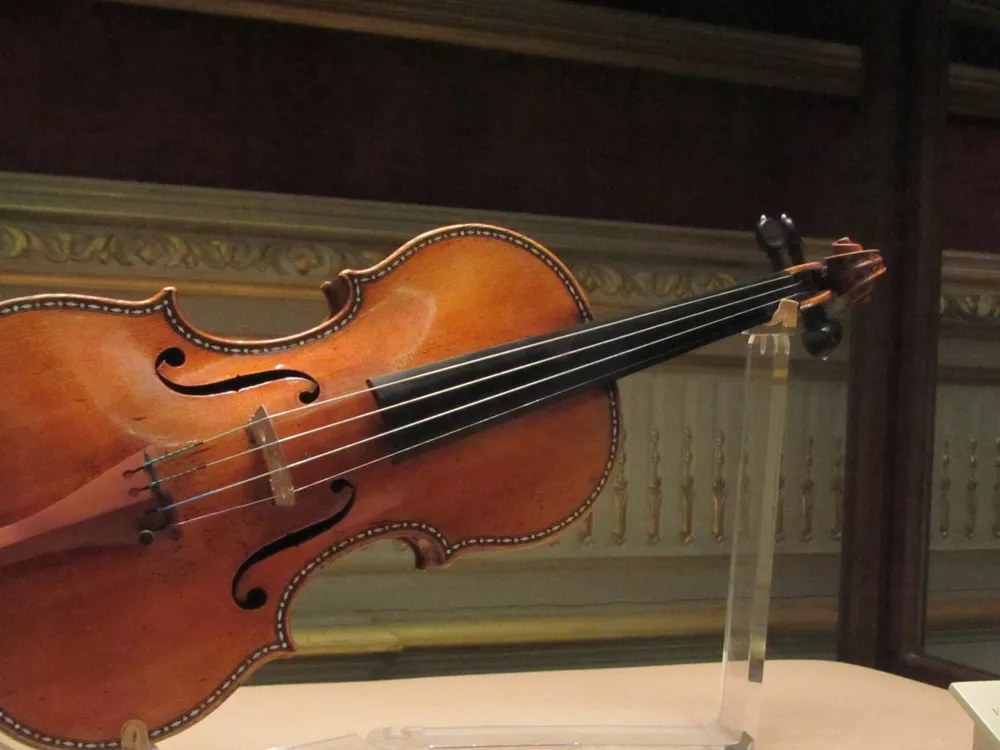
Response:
[155,347,321,404]
[231,478,356,610]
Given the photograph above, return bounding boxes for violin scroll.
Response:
[820,237,887,304]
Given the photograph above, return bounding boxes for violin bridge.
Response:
[247,405,296,507]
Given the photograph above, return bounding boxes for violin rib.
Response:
[0,224,620,750]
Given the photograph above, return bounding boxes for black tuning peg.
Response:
[755,215,788,271]
[753,212,843,359]
[801,315,843,358]
[779,214,805,265]
[754,213,806,269]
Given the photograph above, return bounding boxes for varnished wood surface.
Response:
[0,225,617,749]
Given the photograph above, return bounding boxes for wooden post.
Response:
[837,0,907,669]
[838,0,948,672]
[839,0,994,684]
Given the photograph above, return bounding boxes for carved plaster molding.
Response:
[0,171,813,313]
[940,251,1000,328]
[0,222,739,306]
[99,0,1000,120]
[0,222,381,283]
[1,170,998,323]
[941,293,1000,322]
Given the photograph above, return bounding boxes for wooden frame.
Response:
[840,0,999,686]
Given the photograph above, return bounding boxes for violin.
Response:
[0,213,883,750]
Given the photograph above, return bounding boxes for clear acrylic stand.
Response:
[276,302,796,750]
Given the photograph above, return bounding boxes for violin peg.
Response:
[755,214,788,271]
[801,314,843,359]
[778,213,806,265]
[754,213,805,270]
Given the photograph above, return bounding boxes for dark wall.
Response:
[0,1,868,240]
[946,118,1000,252]
[6,0,996,253]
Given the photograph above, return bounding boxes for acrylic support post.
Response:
[277,304,796,750]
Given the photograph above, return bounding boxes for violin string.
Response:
[160,282,798,506]
[172,325,732,528]
[161,283,800,515]
[145,271,797,467]
[148,277,800,489]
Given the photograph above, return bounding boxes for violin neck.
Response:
[369,270,806,461]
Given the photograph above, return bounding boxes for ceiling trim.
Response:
[953,0,1000,30]
[98,0,861,96]
[97,0,1000,119]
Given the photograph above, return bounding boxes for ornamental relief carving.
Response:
[0,223,388,279]
[2,220,999,322]
[940,292,1000,322]
[566,261,737,301]
[0,222,741,306]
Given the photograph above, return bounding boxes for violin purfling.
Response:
[0,216,884,750]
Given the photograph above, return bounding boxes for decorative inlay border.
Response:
[0,223,621,750]
[0,286,364,356]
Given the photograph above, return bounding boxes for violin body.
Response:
[0,226,619,749]
[0,214,886,750]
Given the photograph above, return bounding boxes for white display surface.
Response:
[951,681,1000,750]
[152,660,969,750]
[0,661,972,750]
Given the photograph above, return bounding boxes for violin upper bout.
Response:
[339,223,597,322]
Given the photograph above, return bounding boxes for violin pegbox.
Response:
[753,212,845,359]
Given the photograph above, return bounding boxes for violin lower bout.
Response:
[0,224,621,750]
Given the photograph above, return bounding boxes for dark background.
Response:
[1,0,996,251]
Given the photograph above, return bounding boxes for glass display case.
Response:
[266,315,796,750]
